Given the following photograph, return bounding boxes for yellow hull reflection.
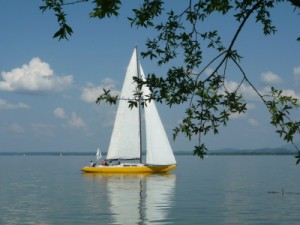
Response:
[81,164,176,173]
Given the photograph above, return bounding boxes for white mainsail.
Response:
[106,48,176,166]
[106,50,140,160]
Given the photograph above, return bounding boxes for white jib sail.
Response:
[106,49,140,160]
[140,66,176,165]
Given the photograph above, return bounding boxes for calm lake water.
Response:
[0,155,299,225]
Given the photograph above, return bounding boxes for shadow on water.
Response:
[82,173,176,225]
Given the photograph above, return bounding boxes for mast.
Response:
[136,47,143,163]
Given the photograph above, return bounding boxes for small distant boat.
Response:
[82,48,176,173]
[96,148,102,160]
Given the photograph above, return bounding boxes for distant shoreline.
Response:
[0,149,297,156]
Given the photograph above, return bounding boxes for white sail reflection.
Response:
[144,175,176,224]
[92,174,176,224]
[107,175,142,224]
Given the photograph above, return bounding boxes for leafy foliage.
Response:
[96,89,118,105]
[40,0,300,162]
[266,87,300,149]
[40,0,77,40]
[89,0,121,19]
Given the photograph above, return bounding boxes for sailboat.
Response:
[81,48,176,173]
[96,148,102,160]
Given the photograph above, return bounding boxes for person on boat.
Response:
[101,160,111,166]
[90,160,96,167]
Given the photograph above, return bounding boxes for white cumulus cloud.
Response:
[9,123,25,134]
[0,98,30,110]
[261,71,282,85]
[224,80,259,101]
[31,123,55,137]
[229,112,246,119]
[54,108,89,133]
[204,68,215,77]
[68,112,87,129]
[81,78,119,103]
[263,86,300,100]
[54,107,66,119]
[281,89,300,100]
[224,80,300,102]
[248,118,260,127]
[294,66,300,84]
[0,57,73,93]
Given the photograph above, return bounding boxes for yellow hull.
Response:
[81,164,176,173]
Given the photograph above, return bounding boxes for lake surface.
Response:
[0,155,299,225]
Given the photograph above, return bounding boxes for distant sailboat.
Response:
[81,48,176,173]
[96,148,102,160]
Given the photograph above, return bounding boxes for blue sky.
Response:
[0,1,299,152]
